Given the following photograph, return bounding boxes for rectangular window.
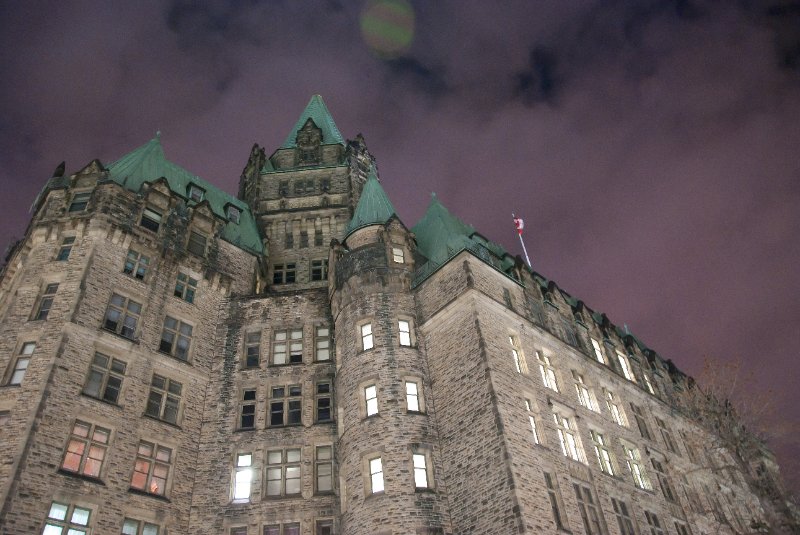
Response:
[365,385,378,416]
[239,389,256,429]
[314,227,324,246]
[651,458,677,503]
[300,231,309,248]
[140,207,162,232]
[590,337,605,364]
[611,498,637,535]
[266,448,301,496]
[537,352,558,391]
[227,205,241,224]
[673,521,691,535]
[60,420,110,478]
[622,444,651,490]
[7,342,34,386]
[369,456,384,493]
[553,413,583,462]
[573,371,599,411]
[316,520,334,535]
[34,283,59,320]
[122,518,161,535]
[398,320,412,346]
[130,441,172,496]
[42,502,91,535]
[83,352,126,403]
[392,247,404,263]
[590,430,615,475]
[604,389,627,426]
[544,472,567,531]
[123,249,150,280]
[145,374,182,424]
[174,273,198,303]
[311,259,328,281]
[270,385,302,426]
[244,331,261,367]
[629,403,651,439]
[655,417,679,455]
[413,453,429,488]
[316,382,332,422]
[361,323,373,350]
[316,445,333,493]
[524,399,540,444]
[186,230,207,257]
[315,326,330,361]
[68,191,91,212]
[233,453,253,501]
[616,351,635,381]
[264,524,300,535]
[642,372,656,395]
[285,232,294,249]
[188,184,204,202]
[510,336,527,374]
[159,316,193,360]
[56,236,75,261]
[573,483,607,535]
[103,293,141,339]
[681,430,698,463]
[0,411,9,426]
[273,328,303,364]
[644,511,665,535]
[405,380,421,412]
[231,527,247,535]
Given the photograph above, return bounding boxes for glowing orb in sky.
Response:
[360,0,415,58]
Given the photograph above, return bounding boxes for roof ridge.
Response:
[344,167,397,237]
[280,95,345,149]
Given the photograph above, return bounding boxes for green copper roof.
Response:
[412,193,475,265]
[345,168,397,237]
[281,95,345,149]
[107,135,263,255]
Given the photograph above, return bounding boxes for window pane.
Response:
[48,503,68,521]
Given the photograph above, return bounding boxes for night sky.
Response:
[1,1,798,491]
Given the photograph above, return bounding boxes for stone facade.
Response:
[0,96,792,535]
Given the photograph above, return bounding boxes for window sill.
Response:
[0,384,22,389]
[314,491,335,497]
[122,273,146,283]
[100,327,139,344]
[406,410,428,416]
[229,499,252,506]
[142,413,182,430]
[414,487,436,494]
[263,494,302,501]
[128,487,170,502]
[365,490,385,500]
[234,427,256,433]
[156,350,192,366]
[363,414,381,421]
[269,362,304,367]
[315,419,335,425]
[80,392,122,409]
[58,469,106,485]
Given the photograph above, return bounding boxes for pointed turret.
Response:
[281,94,344,149]
[345,166,397,237]
[412,193,475,265]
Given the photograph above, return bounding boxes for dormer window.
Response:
[140,207,162,232]
[226,205,241,224]
[187,184,204,202]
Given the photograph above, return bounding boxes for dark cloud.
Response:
[515,46,559,105]
[385,56,449,97]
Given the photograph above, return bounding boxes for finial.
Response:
[156,130,161,139]
[431,191,437,199]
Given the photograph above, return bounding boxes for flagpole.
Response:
[512,213,532,268]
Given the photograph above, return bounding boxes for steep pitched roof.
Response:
[280,95,344,149]
[106,135,263,255]
[412,193,476,265]
[345,167,397,237]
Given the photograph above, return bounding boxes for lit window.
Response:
[544,472,567,531]
[622,444,651,490]
[42,502,91,535]
[140,207,162,232]
[590,430,615,476]
[616,351,635,381]
[83,352,126,404]
[405,380,421,412]
[413,453,429,488]
[590,337,605,364]
[266,448,301,496]
[187,230,207,257]
[392,247,404,263]
[244,331,261,368]
[510,336,527,374]
[227,205,241,224]
[629,403,651,440]
[145,374,182,424]
[369,456,384,493]
[524,399,540,444]
[130,441,172,496]
[315,326,330,361]
[233,453,253,501]
[273,263,296,284]
[122,518,161,535]
[159,316,193,360]
[361,323,373,351]
[187,184,204,202]
[604,389,627,426]
[68,191,91,212]
[643,372,656,395]
[174,273,198,303]
[7,342,34,386]
[316,382,332,422]
[56,237,75,261]
[573,483,606,535]
[537,352,558,392]
[239,389,256,429]
[365,385,378,416]
[398,320,412,346]
[123,249,150,280]
[611,498,636,535]
[270,385,302,426]
[316,445,333,493]
[573,371,599,412]
[644,511,665,535]
[311,259,328,281]
[60,420,109,478]
[553,412,584,462]
[103,293,141,339]
[273,328,303,365]
[33,283,59,321]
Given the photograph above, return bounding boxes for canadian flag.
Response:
[513,216,524,235]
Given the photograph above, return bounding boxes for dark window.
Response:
[244,331,261,367]
[574,483,606,535]
[103,293,141,339]
[140,207,162,232]
[227,205,241,224]
[285,232,294,249]
[123,249,150,280]
[56,237,75,261]
[311,259,328,281]
[300,231,309,248]
[611,498,637,535]
[68,192,91,212]
[316,382,332,422]
[544,472,566,530]
[34,283,59,320]
[630,403,652,440]
[83,352,126,404]
[655,417,679,455]
[278,180,289,196]
[145,374,182,424]
[644,511,665,535]
[320,179,330,193]
[270,385,302,426]
[187,230,207,257]
[187,185,204,202]
[174,273,198,303]
[651,458,677,503]
[159,316,193,360]
[314,228,324,246]
[273,264,296,285]
[240,389,256,429]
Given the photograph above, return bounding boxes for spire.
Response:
[281,95,344,149]
[345,166,397,237]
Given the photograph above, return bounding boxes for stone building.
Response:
[0,96,792,534]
